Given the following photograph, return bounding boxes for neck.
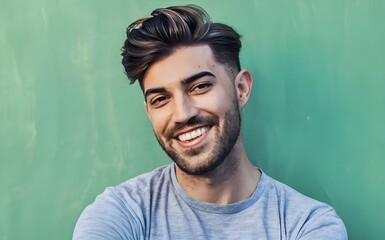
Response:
[175,137,261,204]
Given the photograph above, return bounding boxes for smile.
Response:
[177,127,210,142]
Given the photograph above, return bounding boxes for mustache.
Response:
[164,115,218,139]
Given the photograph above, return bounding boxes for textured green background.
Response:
[1,0,384,239]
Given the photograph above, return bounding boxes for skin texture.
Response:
[143,45,260,204]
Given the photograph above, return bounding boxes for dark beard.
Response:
[154,97,241,176]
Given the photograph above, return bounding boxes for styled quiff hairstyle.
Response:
[121,5,242,87]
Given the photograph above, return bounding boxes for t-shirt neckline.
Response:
[169,163,266,214]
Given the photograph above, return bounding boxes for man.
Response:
[73,5,347,239]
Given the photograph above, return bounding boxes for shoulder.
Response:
[260,171,348,239]
[114,164,171,200]
[73,165,172,240]
[261,172,323,209]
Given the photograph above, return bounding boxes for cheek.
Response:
[148,111,169,134]
[201,89,233,116]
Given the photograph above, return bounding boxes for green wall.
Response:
[1,0,384,239]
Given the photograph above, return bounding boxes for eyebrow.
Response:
[144,71,215,100]
[182,71,215,85]
[144,87,166,100]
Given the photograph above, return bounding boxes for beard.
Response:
[154,96,241,176]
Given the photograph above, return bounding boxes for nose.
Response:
[172,94,199,124]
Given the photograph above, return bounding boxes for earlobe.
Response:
[235,69,253,108]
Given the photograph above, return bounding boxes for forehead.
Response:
[142,45,222,90]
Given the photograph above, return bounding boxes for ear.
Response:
[144,101,150,119]
[234,69,253,108]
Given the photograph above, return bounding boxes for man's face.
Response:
[143,45,241,175]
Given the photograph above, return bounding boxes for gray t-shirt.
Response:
[73,164,347,239]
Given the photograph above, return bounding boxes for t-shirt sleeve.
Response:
[73,187,143,240]
[298,208,348,240]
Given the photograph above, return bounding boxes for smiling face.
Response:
[143,45,244,175]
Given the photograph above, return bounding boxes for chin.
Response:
[173,154,225,176]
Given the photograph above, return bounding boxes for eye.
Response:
[190,82,213,94]
[150,95,169,108]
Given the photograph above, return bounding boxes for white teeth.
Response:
[191,131,197,139]
[178,127,209,142]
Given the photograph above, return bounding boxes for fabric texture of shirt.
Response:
[73,164,347,239]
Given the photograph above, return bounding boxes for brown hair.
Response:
[121,5,242,88]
